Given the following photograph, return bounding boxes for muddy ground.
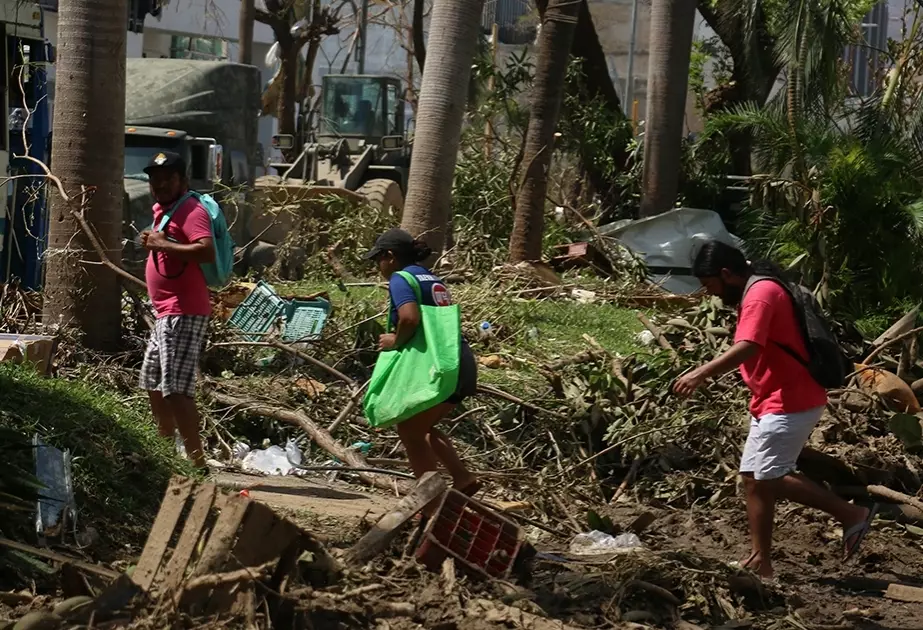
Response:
[212,473,923,630]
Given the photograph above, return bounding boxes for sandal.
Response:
[730,550,760,570]
[844,503,879,561]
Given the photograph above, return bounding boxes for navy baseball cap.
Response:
[143,150,186,175]
[364,228,416,260]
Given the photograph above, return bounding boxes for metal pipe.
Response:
[624,0,640,115]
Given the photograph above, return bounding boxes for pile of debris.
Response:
[5,241,923,629]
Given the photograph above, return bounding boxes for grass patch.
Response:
[275,278,642,396]
[0,363,192,557]
[504,299,641,356]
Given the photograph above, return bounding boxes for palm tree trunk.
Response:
[534,0,627,204]
[400,0,485,256]
[639,0,696,218]
[509,0,579,262]
[43,0,127,351]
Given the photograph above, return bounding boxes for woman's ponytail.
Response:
[411,238,433,263]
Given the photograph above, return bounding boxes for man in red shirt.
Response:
[138,152,215,470]
[674,241,875,579]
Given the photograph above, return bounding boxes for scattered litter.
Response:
[569,531,643,554]
[572,289,597,304]
[0,333,57,374]
[33,435,75,540]
[241,440,303,475]
[636,330,656,346]
[479,354,507,369]
[231,441,251,463]
[348,441,372,455]
[477,321,494,341]
[295,377,327,398]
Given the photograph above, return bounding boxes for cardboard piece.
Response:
[0,334,56,374]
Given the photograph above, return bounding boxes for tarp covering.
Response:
[125,58,261,143]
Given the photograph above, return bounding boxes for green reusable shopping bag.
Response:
[363,270,461,429]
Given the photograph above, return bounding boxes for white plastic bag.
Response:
[241,439,303,475]
[569,530,643,554]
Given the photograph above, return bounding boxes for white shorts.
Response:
[739,406,824,480]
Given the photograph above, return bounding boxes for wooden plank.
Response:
[191,493,251,576]
[344,472,446,565]
[131,476,196,591]
[228,502,279,568]
[227,510,301,615]
[157,483,217,593]
[0,537,120,580]
[212,501,279,615]
[885,583,923,603]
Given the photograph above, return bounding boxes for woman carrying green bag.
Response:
[363,228,481,498]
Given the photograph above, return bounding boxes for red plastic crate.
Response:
[415,489,524,580]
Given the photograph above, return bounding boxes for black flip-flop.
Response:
[844,503,879,561]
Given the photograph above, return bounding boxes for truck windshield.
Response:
[125,135,184,180]
[321,77,386,137]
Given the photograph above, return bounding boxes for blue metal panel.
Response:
[1,10,51,289]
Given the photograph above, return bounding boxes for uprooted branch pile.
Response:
[5,232,923,628]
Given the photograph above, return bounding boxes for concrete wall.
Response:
[588,0,712,134]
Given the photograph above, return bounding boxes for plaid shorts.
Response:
[139,315,209,398]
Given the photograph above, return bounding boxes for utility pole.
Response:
[624,0,639,116]
[358,0,370,73]
[239,0,254,64]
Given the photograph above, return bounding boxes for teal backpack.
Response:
[155,191,235,287]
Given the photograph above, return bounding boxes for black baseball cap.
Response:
[364,228,415,260]
[143,150,186,175]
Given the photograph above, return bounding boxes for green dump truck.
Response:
[122,58,262,276]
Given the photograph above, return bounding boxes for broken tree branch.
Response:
[477,383,566,418]
[863,326,923,365]
[608,457,642,506]
[327,381,369,433]
[212,391,398,493]
[637,312,676,357]
[0,537,120,580]
[22,155,147,293]
[268,340,357,388]
[867,485,923,514]
[174,560,276,606]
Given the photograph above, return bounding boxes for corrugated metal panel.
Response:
[482,0,536,45]
[843,1,888,97]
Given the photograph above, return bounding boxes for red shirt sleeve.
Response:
[734,280,784,347]
[177,201,213,243]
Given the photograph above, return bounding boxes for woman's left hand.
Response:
[379,333,398,350]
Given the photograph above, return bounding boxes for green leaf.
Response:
[586,509,616,535]
[889,413,923,450]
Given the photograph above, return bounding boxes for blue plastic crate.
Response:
[228,281,287,341]
[282,297,331,342]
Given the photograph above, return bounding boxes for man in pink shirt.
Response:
[674,241,875,579]
[138,151,215,470]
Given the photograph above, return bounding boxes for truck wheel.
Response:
[357,178,404,217]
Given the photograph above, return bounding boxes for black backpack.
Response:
[743,275,851,389]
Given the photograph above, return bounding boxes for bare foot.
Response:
[739,550,774,579]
